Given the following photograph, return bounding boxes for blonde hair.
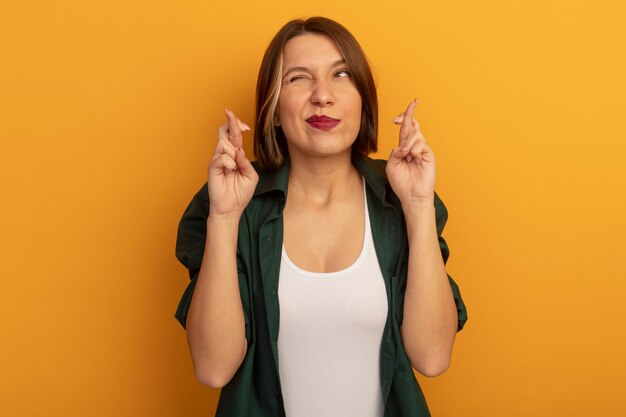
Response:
[257,53,284,168]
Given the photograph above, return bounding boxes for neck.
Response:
[287,150,361,205]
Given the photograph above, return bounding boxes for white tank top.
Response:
[278,179,388,417]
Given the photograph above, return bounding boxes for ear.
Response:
[273,111,281,126]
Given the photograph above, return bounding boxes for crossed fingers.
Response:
[393,99,428,163]
[213,108,251,169]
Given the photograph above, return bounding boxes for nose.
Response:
[310,78,335,106]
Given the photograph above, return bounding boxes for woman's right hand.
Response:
[207,109,259,217]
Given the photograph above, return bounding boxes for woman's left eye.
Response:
[334,69,351,78]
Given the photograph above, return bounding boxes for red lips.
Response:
[306,114,340,131]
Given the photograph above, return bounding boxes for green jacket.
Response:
[175,155,467,416]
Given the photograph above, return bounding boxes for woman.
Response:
[175,16,467,417]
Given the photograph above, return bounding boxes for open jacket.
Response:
[175,155,468,416]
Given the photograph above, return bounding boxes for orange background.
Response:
[2,1,625,416]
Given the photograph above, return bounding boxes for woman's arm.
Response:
[386,100,458,377]
[185,109,258,388]
[186,213,248,388]
[400,201,457,377]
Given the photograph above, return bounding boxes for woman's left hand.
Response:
[386,99,436,206]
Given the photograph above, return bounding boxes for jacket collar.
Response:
[253,154,393,207]
[252,157,290,197]
[352,154,393,207]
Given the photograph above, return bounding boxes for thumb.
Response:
[235,148,257,180]
[388,146,409,165]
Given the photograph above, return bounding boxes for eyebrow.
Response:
[283,59,347,78]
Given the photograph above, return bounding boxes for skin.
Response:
[279,34,365,273]
[185,109,257,388]
[388,99,458,377]
[185,33,457,389]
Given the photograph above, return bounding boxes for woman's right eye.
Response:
[287,74,310,84]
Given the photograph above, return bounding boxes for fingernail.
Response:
[393,116,402,124]
[242,123,251,131]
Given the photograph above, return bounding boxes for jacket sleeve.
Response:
[174,183,210,329]
[434,192,468,332]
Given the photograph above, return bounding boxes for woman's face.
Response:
[277,33,362,160]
